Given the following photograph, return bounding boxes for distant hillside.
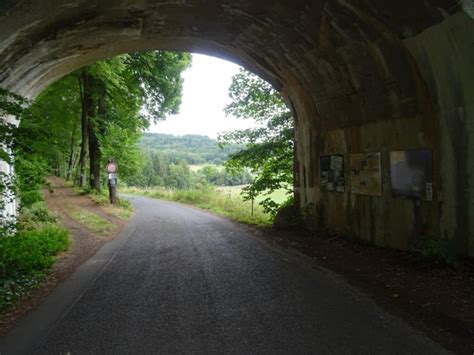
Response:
[140,133,244,165]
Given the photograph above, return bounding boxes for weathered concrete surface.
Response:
[0,0,472,256]
[405,11,474,256]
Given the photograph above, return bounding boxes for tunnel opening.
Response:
[1,0,473,256]
[12,49,294,226]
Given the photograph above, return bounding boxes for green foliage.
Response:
[9,50,191,196]
[224,70,287,122]
[0,274,45,311]
[0,88,28,162]
[78,188,133,220]
[88,188,132,209]
[166,161,192,189]
[139,133,245,165]
[79,52,191,191]
[0,226,70,310]
[99,123,145,179]
[220,69,294,215]
[125,51,192,121]
[127,137,253,189]
[412,236,459,266]
[279,195,296,210]
[14,156,48,209]
[17,190,44,210]
[18,201,58,230]
[0,226,69,275]
[0,51,191,310]
[97,51,189,178]
[87,189,111,204]
[21,74,81,169]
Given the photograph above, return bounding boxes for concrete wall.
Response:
[406,12,474,256]
[296,10,474,256]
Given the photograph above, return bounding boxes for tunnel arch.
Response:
[1,0,473,256]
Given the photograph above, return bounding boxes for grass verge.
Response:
[123,186,272,227]
[76,187,134,221]
[68,208,116,236]
[102,205,133,220]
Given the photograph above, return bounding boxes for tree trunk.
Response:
[88,116,101,192]
[108,179,118,204]
[88,83,107,192]
[78,70,92,187]
[66,120,78,181]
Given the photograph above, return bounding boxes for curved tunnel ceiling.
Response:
[0,0,463,128]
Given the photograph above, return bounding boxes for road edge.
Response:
[0,218,137,354]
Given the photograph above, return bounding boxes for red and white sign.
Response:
[105,161,118,174]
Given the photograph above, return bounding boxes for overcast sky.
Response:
[147,53,258,139]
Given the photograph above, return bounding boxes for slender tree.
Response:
[219,69,294,215]
[17,51,191,193]
[78,70,92,187]
[82,52,191,192]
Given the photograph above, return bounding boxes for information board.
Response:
[390,150,433,201]
[350,153,382,196]
[320,155,345,193]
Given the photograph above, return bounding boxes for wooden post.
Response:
[105,159,118,205]
[108,177,118,204]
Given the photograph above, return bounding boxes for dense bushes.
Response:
[1,226,70,276]
[14,156,48,209]
[0,225,70,310]
[127,155,254,190]
[0,194,69,311]
[18,201,58,230]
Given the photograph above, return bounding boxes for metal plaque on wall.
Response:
[390,149,433,201]
[350,153,382,196]
[320,155,345,193]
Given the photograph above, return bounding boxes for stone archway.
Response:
[1,0,473,256]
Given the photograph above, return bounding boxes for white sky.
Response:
[147,53,257,138]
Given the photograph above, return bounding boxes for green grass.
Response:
[18,201,58,230]
[123,186,273,227]
[77,187,134,221]
[0,196,70,311]
[0,225,70,311]
[216,185,291,205]
[103,205,133,220]
[90,190,134,220]
[69,208,116,236]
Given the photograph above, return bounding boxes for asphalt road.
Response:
[1,195,447,354]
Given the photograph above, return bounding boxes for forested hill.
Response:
[140,133,243,165]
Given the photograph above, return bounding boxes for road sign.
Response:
[106,161,118,204]
[106,160,118,174]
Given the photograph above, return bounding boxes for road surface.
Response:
[1,195,447,354]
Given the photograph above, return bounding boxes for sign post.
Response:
[105,160,118,204]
